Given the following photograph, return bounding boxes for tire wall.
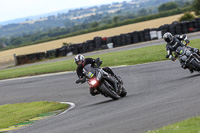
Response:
[16,18,200,65]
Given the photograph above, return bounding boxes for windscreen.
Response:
[83,64,96,78]
[176,46,185,55]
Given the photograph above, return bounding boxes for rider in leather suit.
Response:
[163,32,200,73]
[75,54,122,96]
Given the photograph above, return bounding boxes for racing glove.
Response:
[185,40,190,46]
[171,56,176,61]
[76,78,86,84]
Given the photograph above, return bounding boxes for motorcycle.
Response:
[77,62,127,100]
[176,46,200,72]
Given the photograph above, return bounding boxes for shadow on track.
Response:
[82,99,114,108]
[176,73,200,81]
[165,73,200,83]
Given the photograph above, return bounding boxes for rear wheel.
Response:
[99,81,120,100]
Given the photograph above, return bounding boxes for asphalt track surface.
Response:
[1,60,200,133]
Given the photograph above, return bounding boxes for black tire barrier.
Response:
[46,50,56,58]
[169,24,175,35]
[159,24,169,36]
[127,33,133,45]
[193,20,199,30]
[81,42,87,53]
[132,31,139,43]
[102,37,107,45]
[16,52,45,65]
[101,45,108,49]
[187,20,199,32]
[16,17,200,65]
[111,36,118,47]
[55,48,62,57]
[139,30,145,42]
[195,18,200,31]
[94,37,102,50]
[111,35,122,47]
[120,34,128,46]
[116,35,122,47]
[175,23,182,35]
[60,45,68,56]
[69,44,79,55]
[85,40,95,52]
[106,37,113,44]
[181,21,189,34]
[144,29,151,41]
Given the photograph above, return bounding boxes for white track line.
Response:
[59,102,75,115]
[0,60,170,82]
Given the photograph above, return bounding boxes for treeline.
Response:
[0,0,172,38]
[0,0,194,50]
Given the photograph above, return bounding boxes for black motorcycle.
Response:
[176,46,200,72]
[78,63,127,100]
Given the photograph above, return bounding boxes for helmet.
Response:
[163,32,173,43]
[74,54,85,65]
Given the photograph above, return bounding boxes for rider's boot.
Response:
[90,87,100,96]
[189,68,194,73]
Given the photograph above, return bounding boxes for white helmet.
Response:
[74,54,85,65]
[163,32,173,43]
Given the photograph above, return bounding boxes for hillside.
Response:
[0,0,179,38]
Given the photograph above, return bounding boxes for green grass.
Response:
[0,101,68,129]
[147,117,200,133]
[0,39,199,80]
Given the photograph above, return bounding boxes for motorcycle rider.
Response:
[74,54,122,96]
[163,32,200,73]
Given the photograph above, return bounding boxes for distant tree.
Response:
[179,12,195,22]
[192,0,200,16]
[10,37,22,46]
[0,44,4,49]
[113,16,119,25]
[138,8,147,16]
[0,37,5,45]
[183,2,191,7]
[64,20,75,28]
[90,22,99,28]
[158,2,179,12]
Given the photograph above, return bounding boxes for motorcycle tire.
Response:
[99,82,120,100]
[191,60,200,70]
[119,87,127,97]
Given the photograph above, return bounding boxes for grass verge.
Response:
[0,39,199,80]
[147,117,200,133]
[0,101,68,129]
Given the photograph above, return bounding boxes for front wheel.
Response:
[99,82,120,100]
[191,60,200,70]
[119,87,127,97]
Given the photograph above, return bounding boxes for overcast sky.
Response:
[0,0,130,22]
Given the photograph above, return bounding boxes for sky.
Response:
[0,0,130,22]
